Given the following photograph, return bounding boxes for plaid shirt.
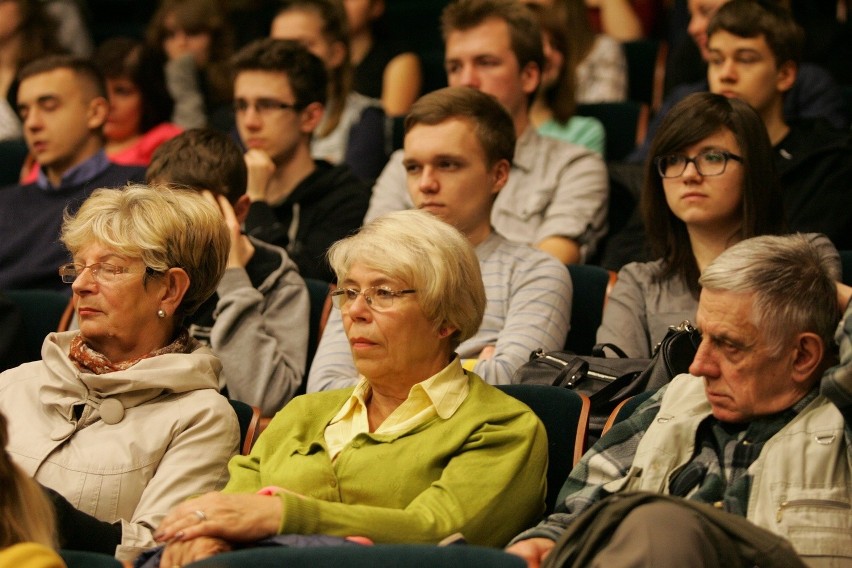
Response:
[515,301,852,544]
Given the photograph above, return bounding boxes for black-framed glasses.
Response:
[58,262,155,284]
[655,150,743,178]
[233,98,302,116]
[330,286,416,311]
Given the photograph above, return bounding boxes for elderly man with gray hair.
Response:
[508,233,852,568]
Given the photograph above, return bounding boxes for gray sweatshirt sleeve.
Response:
[211,262,309,415]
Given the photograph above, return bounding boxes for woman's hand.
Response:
[505,538,556,568]
[160,536,231,567]
[154,492,283,544]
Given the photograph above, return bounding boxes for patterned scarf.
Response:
[68,329,192,375]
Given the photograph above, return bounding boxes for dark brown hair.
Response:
[642,92,785,296]
[147,129,247,203]
[93,38,174,133]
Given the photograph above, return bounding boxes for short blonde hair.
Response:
[61,184,230,319]
[327,210,485,350]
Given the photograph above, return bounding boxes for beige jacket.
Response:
[0,331,239,561]
[621,374,852,566]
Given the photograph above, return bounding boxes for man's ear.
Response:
[327,40,347,70]
[232,194,252,224]
[775,60,797,94]
[300,101,325,134]
[790,332,824,386]
[519,61,541,97]
[158,267,191,318]
[87,96,110,131]
[490,159,511,196]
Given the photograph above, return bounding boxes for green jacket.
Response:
[224,372,547,547]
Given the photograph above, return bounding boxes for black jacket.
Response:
[775,119,852,251]
[245,160,370,282]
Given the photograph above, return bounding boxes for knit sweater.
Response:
[0,161,145,291]
[223,371,548,547]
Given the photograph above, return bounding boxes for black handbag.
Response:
[513,321,702,436]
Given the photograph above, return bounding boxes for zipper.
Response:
[776,499,851,522]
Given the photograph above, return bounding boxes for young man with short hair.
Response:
[232,38,370,282]
[366,0,608,265]
[630,0,848,164]
[706,0,852,250]
[147,128,310,415]
[308,86,572,391]
[0,55,145,290]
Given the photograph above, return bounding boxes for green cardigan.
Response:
[223,372,548,547]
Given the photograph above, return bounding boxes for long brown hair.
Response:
[0,413,57,549]
[146,0,235,107]
[274,0,352,137]
[641,92,785,296]
[525,2,576,123]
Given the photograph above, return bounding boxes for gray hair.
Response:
[699,234,840,352]
[327,209,486,351]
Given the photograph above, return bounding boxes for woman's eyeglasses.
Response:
[655,150,743,178]
[58,263,155,284]
[330,287,416,311]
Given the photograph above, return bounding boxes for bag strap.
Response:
[590,343,630,358]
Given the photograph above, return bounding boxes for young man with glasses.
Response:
[232,38,370,282]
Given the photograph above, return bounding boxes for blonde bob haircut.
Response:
[61,184,230,320]
[327,210,486,351]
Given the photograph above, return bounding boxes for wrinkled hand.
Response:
[154,492,283,545]
[202,191,254,268]
[244,149,276,203]
[505,537,555,568]
[160,536,231,567]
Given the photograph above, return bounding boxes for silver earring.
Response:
[157,309,166,318]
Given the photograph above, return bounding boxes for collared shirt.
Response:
[307,231,571,392]
[324,357,470,460]
[36,150,111,191]
[365,127,609,261]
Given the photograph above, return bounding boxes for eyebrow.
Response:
[403,153,466,164]
[341,276,397,288]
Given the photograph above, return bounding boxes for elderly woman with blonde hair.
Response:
[0,185,239,562]
[153,209,548,566]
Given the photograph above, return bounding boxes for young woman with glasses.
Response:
[596,92,798,357]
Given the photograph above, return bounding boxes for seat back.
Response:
[304,278,333,377]
[565,265,617,355]
[228,399,262,455]
[575,101,644,161]
[622,39,660,106]
[600,390,656,437]
[840,250,852,285]
[4,289,71,364]
[497,384,590,515]
[60,550,123,568]
[187,543,525,568]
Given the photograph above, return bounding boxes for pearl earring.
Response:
[157,309,166,318]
